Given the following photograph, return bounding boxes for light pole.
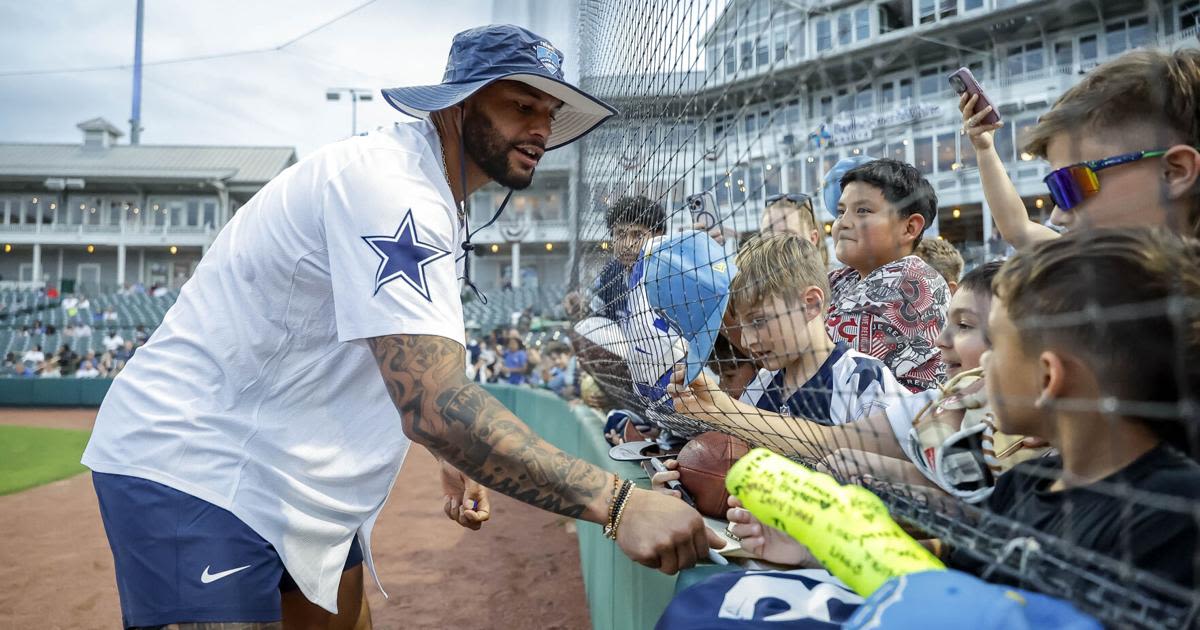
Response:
[325,87,374,136]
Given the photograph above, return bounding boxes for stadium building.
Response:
[574,0,1200,266]
[0,118,295,292]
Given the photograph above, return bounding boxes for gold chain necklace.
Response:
[434,123,465,223]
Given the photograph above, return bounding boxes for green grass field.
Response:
[0,425,91,495]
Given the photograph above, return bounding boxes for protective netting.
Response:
[568,0,1200,626]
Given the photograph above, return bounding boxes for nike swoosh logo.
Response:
[200,564,252,584]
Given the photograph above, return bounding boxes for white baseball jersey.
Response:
[739,342,918,450]
[82,119,465,612]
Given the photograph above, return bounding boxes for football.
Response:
[675,431,751,518]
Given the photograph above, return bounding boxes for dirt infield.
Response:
[0,409,590,629]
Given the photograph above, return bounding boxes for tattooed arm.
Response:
[369,334,611,520]
[370,334,723,573]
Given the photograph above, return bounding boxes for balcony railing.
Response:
[0,222,216,237]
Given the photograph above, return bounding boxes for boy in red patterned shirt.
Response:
[824,158,949,392]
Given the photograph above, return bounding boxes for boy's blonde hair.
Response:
[915,238,965,285]
[731,233,830,316]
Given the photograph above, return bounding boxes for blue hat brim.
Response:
[381,72,617,151]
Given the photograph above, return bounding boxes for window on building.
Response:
[707,47,718,73]
[745,113,757,134]
[784,99,802,126]
[915,136,934,174]
[836,89,853,112]
[855,88,873,111]
[749,165,764,200]
[855,8,870,40]
[888,140,908,164]
[1183,3,1200,31]
[789,21,806,60]
[866,143,884,158]
[919,0,936,25]
[740,41,753,70]
[774,27,787,62]
[918,67,942,97]
[1106,17,1152,55]
[816,19,832,52]
[764,163,781,197]
[756,37,770,66]
[820,95,833,119]
[732,168,747,203]
[786,158,805,190]
[899,78,913,101]
[959,135,977,169]
[725,45,737,75]
[964,0,984,10]
[1006,42,1044,76]
[1079,35,1098,65]
[939,0,957,19]
[1054,41,1073,68]
[993,121,1015,163]
[937,132,957,172]
[838,12,852,46]
[881,82,895,105]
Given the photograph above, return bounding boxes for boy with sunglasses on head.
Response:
[825,158,949,393]
[961,48,1200,247]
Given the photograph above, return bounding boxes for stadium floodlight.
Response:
[325,87,374,136]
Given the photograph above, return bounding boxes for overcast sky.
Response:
[0,0,503,156]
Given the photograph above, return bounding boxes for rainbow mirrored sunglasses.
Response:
[1043,148,1175,211]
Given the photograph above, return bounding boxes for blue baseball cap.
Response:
[846,570,1102,630]
[635,232,736,388]
[381,24,616,150]
[820,155,878,221]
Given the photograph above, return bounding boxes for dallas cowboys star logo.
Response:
[361,209,451,301]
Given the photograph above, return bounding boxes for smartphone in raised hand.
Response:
[949,67,1000,125]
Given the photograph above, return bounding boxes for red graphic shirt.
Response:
[826,255,949,393]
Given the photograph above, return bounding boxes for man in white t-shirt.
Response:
[83,24,718,630]
[102,330,124,353]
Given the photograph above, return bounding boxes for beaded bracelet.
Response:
[603,479,635,540]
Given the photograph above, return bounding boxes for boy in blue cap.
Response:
[83,24,719,629]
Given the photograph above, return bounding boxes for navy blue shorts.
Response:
[92,472,363,628]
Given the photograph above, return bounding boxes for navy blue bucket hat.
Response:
[382,24,617,150]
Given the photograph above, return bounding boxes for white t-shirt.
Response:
[103,334,124,352]
[82,119,466,613]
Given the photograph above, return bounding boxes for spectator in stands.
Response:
[134,325,149,345]
[39,356,62,378]
[62,294,79,311]
[563,196,667,321]
[825,159,949,392]
[103,307,119,323]
[524,346,544,387]
[57,343,79,376]
[960,48,1200,248]
[759,193,829,267]
[947,229,1200,589]
[115,340,136,369]
[16,360,37,378]
[73,319,92,340]
[32,319,44,335]
[915,238,965,294]
[500,337,528,385]
[103,330,125,353]
[98,351,115,378]
[19,325,30,337]
[540,342,577,398]
[1,352,16,377]
[77,351,101,378]
[22,344,45,366]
